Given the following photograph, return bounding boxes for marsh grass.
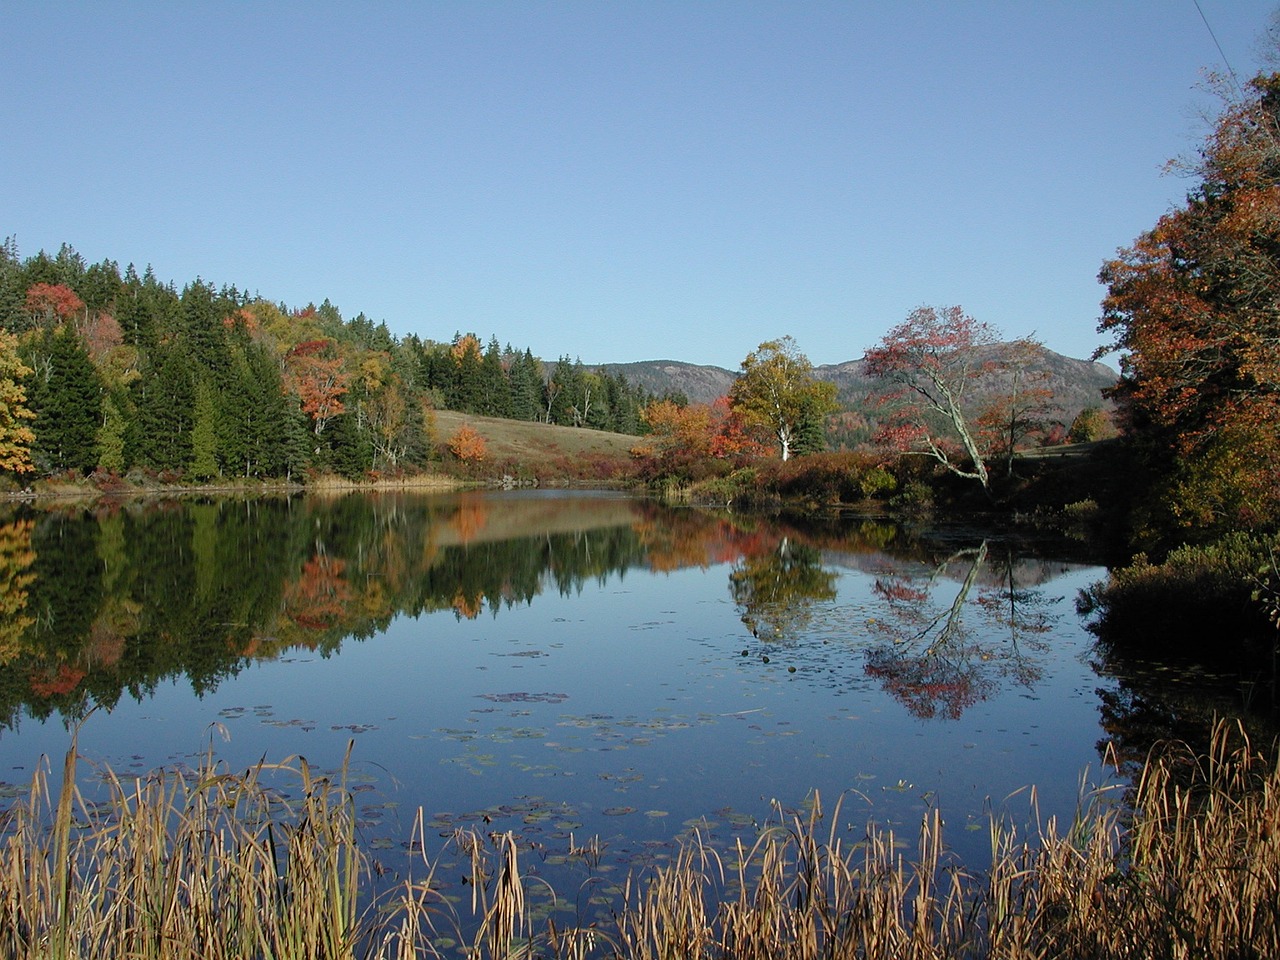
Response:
[1,720,1277,958]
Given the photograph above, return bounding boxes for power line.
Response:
[1193,0,1245,99]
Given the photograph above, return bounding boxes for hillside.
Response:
[594,360,737,406]
[433,410,638,466]
[599,345,1118,424]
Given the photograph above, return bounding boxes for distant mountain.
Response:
[598,346,1118,433]
[595,360,738,406]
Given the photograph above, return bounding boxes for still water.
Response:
[0,489,1264,894]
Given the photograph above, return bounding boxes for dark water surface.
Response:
[0,490,1268,905]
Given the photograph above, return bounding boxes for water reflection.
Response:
[730,539,838,642]
[861,542,1060,719]
[0,492,1097,733]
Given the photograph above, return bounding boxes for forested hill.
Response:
[599,347,1117,415]
[0,238,1116,483]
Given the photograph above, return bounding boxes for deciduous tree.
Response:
[1098,69,1280,534]
[24,282,83,330]
[729,337,837,461]
[447,424,487,463]
[864,306,999,491]
[285,339,348,438]
[0,330,36,475]
[976,337,1060,476]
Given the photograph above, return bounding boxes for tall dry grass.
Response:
[1,720,1277,959]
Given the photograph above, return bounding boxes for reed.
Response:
[0,720,1276,958]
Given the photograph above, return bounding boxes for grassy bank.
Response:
[2,721,1278,959]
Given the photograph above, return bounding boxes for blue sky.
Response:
[3,2,1276,369]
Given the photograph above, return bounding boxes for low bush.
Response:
[1079,531,1277,656]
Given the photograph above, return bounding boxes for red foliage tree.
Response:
[865,305,1000,491]
[25,282,84,327]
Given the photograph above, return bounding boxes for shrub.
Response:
[890,479,934,515]
[1079,532,1276,656]
[858,466,898,499]
[446,425,487,463]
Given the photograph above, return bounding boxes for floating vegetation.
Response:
[477,691,569,704]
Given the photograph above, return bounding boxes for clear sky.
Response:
[3,2,1276,369]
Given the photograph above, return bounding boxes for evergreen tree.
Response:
[95,394,128,474]
[480,336,512,417]
[180,279,230,374]
[326,413,373,478]
[77,259,122,315]
[546,356,579,425]
[134,346,194,471]
[449,334,485,412]
[791,394,829,457]
[0,237,25,334]
[27,327,102,473]
[508,349,543,421]
[190,380,220,479]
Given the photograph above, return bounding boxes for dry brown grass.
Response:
[2,720,1277,959]
[432,411,638,467]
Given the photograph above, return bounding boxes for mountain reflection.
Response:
[0,492,1085,728]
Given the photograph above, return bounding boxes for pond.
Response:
[0,489,1271,919]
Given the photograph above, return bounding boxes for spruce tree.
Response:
[28,327,102,473]
[190,381,220,479]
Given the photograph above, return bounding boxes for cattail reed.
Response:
[0,720,1276,958]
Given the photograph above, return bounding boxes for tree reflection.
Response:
[0,495,1068,732]
[729,539,838,642]
[0,518,36,667]
[863,541,1058,720]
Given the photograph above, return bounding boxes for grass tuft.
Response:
[1,720,1277,957]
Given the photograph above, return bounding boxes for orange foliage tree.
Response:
[447,424,487,463]
[284,339,348,436]
[637,396,768,470]
[1098,70,1280,535]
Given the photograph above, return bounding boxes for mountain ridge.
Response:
[596,345,1118,431]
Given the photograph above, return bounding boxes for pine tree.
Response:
[509,349,543,421]
[27,327,102,473]
[135,346,194,471]
[480,336,512,417]
[190,381,220,479]
[95,394,128,474]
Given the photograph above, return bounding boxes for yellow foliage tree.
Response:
[0,330,36,476]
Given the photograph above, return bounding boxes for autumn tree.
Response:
[864,306,1002,491]
[447,424,487,463]
[1098,69,1280,536]
[976,337,1060,476]
[285,339,348,438]
[24,282,84,331]
[638,396,768,470]
[0,330,36,475]
[638,399,712,465]
[1068,406,1114,444]
[729,337,837,461]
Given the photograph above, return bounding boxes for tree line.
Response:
[0,243,668,481]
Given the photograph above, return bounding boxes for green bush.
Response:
[890,480,934,515]
[1080,532,1277,656]
[858,466,898,499]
